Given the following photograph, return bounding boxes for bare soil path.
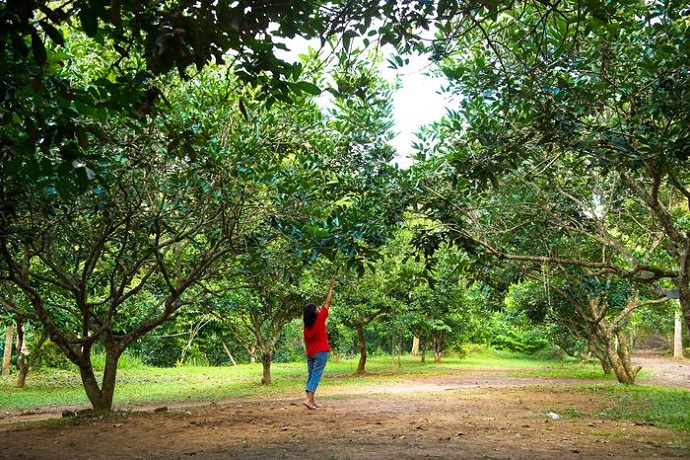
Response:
[0,355,688,460]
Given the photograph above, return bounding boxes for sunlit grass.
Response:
[585,384,690,432]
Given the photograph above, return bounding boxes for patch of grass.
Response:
[559,408,584,418]
[589,384,690,432]
[511,362,618,380]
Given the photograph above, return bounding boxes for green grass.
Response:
[581,384,690,432]
[1,351,688,433]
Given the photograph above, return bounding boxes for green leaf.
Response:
[40,21,65,46]
[293,81,322,96]
[31,32,47,65]
[80,7,99,37]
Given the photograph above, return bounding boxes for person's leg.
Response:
[304,355,317,409]
[306,356,315,385]
[305,352,328,407]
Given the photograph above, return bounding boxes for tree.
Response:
[509,274,669,383]
[405,244,476,363]
[411,1,690,333]
[210,271,309,385]
[0,61,275,409]
[333,269,398,373]
[0,146,252,409]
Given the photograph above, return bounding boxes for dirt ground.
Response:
[0,354,688,460]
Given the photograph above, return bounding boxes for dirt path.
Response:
[0,356,688,459]
[632,354,690,388]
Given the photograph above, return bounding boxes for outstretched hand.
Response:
[324,278,335,307]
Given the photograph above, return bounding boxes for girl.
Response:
[302,278,335,409]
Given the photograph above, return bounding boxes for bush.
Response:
[91,351,144,371]
[491,328,550,354]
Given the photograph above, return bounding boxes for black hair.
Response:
[303,303,318,329]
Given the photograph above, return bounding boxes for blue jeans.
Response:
[305,351,329,393]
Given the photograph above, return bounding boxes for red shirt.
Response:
[304,306,329,357]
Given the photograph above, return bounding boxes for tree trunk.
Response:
[677,261,690,334]
[432,331,445,364]
[600,355,613,374]
[356,324,367,374]
[16,354,29,388]
[2,324,13,376]
[433,338,442,364]
[420,339,427,363]
[220,339,237,366]
[588,339,611,374]
[77,344,122,411]
[674,309,685,360]
[16,332,48,388]
[15,319,28,388]
[260,352,272,385]
[595,326,639,384]
[411,336,420,356]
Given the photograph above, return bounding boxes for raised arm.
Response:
[323,278,335,309]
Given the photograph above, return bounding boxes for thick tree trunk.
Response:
[600,356,613,375]
[77,345,122,411]
[16,356,29,387]
[79,358,105,410]
[595,326,639,384]
[2,324,13,375]
[356,325,367,374]
[260,352,272,385]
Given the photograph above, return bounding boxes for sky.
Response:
[386,65,447,167]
